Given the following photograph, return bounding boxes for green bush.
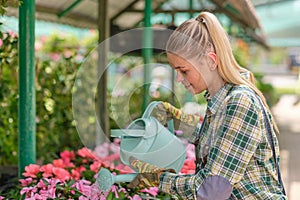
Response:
[0,31,19,164]
[0,32,86,165]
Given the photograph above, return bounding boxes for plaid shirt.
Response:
[159,83,287,199]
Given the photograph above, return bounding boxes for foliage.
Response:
[255,73,279,107]
[0,31,86,165]
[233,39,250,68]
[0,0,21,16]
[0,139,196,199]
[35,34,85,163]
[232,39,279,106]
[0,30,19,164]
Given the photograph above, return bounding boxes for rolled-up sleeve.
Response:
[159,93,262,199]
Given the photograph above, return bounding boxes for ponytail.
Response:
[167,11,279,133]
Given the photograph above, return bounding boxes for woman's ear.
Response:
[207,52,217,65]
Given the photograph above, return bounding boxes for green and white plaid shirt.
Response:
[159,83,287,199]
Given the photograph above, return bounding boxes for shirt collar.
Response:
[206,83,234,116]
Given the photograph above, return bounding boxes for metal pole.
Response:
[142,0,153,112]
[57,0,83,18]
[18,0,36,178]
[189,0,193,18]
[98,0,109,138]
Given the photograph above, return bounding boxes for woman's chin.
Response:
[186,86,196,95]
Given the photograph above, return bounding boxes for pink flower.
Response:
[52,167,70,181]
[110,142,120,154]
[7,30,17,38]
[128,194,142,200]
[174,129,183,135]
[64,51,72,58]
[185,143,195,160]
[105,153,120,161]
[0,39,3,48]
[140,187,159,196]
[77,147,95,159]
[19,178,33,186]
[22,164,40,178]
[0,196,4,200]
[34,41,42,51]
[111,185,119,198]
[73,180,95,199]
[94,143,110,158]
[40,164,54,178]
[39,184,57,199]
[51,53,60,62]
[20,186,37,197]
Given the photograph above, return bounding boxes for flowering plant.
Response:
[1,138,196,199]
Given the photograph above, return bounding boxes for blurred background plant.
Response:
[0,0,21,16]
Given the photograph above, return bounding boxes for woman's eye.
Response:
[181,70,187,74]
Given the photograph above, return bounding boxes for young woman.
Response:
[128,11,287,199]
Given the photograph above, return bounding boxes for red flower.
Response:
[22,164,40,178]
[60,150,75,162]
[53,159,66,168]
[77,147,95,159]
[52,167,71,181]
[114,164,135,174]
[70,165,87,180]
[71,169,81,180]
[90,160,102,173]
[40,163,54,178]
[180,159,196,174]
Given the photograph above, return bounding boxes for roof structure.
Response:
[5,0,268,48]
[253,0,300,47]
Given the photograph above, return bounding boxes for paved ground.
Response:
[272,95,300,200]
[256,64,300,199]
[261,65,300,200]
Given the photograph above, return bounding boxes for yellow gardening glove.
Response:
[151,102,200,137]
[127,156,175,189]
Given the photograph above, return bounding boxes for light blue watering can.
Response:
[97,101,186,191]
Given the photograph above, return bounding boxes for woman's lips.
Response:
[184,83,192,89]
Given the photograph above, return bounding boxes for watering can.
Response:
[97,101,186,191]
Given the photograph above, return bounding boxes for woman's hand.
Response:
[127,156,175,188]
[151,102,201,137]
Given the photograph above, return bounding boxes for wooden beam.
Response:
[254,0,287,7]
[35,4,98,28]
[110,0,140,23]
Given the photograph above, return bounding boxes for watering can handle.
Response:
[141,101,161,119]
[142,101,175,134]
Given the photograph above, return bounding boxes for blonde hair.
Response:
[166,11,279,133]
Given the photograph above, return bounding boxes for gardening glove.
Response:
[127,156,175,188]
[151,102,200,138]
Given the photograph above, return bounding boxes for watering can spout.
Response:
[97,168,137,192]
